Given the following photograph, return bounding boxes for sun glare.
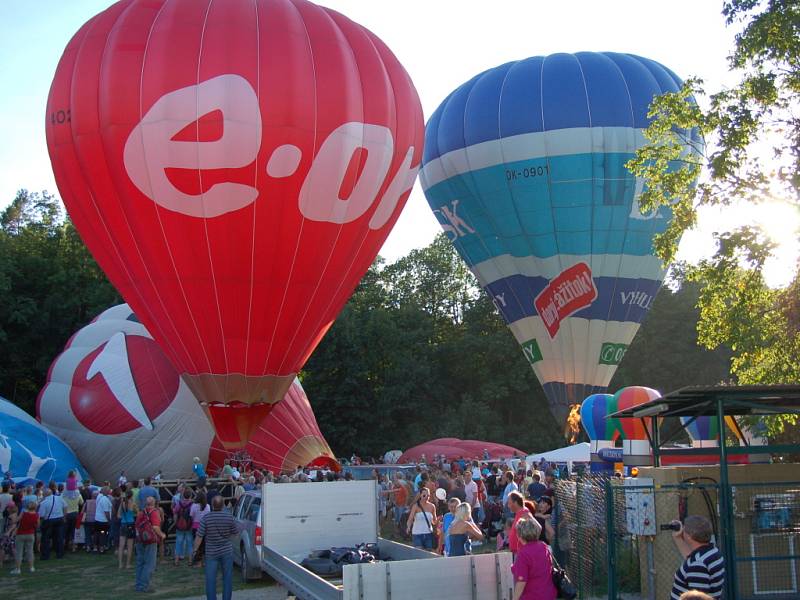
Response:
[678,200,800,288]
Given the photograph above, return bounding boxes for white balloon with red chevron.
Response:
[37,304,214,482]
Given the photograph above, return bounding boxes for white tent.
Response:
[527,442,590,465]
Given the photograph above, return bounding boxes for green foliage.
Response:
[626,1,800,434]
[610,279,732,394]
[303,235,731,458]
[0,192,734,456]
[302,234,565,457]
[0,190,120,413]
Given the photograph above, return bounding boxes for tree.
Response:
[610,280,732,393]
[0,189,120,413]
[627,1,800,432]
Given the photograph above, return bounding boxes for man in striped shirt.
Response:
[670,515,725,599]
[193,495,241,600]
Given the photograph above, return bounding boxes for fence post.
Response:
[717,397,738,600]
[606,479,617,599]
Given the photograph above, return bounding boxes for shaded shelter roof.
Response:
[607,384,800,419]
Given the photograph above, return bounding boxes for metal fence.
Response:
[554,475,613,599]
[553,476,800,600]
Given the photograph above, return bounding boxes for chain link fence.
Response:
[728,481,800,598]
[554,475,612,599]
[555,475,800,599]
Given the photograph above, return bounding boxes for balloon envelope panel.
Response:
[422,52,702,423]
[38,304,215,482]
[0,397,87,483]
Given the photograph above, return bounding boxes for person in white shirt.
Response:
[118,471,127,488]
[470,461,481,482]
[38,489,66,559]
[93,487,113,553]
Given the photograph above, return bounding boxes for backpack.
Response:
[135,509,157,544]
[175,502,192,531]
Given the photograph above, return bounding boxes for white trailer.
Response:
[259,480,514,600]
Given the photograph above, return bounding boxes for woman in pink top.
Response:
[511,518,557,600]
[65,470,78,492]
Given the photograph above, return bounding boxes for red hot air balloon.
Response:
[45,0,424,447]
[208,378,338,476]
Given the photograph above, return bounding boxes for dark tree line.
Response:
[0,190,120,412]
[0,190,731,457]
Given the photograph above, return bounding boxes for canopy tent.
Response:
[399,438,526,463]
[527,443,590,465]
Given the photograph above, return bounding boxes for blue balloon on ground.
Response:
[421,52,702,423]
[0,396,88,482]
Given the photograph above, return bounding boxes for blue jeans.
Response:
[412,533,433,549]
[205,552,233,600]
[109,518,120,549]
[175,529,193,559]
[135,543,157,591]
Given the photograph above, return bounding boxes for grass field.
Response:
[0,548,275,599]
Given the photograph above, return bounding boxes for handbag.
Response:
[550,548,577,599]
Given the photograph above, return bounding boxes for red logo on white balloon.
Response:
[69,332,178,434]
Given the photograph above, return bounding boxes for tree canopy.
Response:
[627,0,800,433]
[0,190,120,413]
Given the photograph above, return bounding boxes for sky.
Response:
[0,0,797,285]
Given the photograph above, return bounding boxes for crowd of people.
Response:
[0,457,264,598]
[373,456,562,598]
[372,454,723,600]
[0,451,725,600]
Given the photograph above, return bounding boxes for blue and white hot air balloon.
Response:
[0,396,87,483]
[421,52,701,424]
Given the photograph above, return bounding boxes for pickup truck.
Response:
[233,479,513,600]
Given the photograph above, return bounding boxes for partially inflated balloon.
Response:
[208,378,338,475]
[422,52,701,423]
[46,0,423,447]
[38,305,215,481]
[580,393,617,441]
[614,386,660,440]
[680,415,741,442]
[1,397,87,483]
